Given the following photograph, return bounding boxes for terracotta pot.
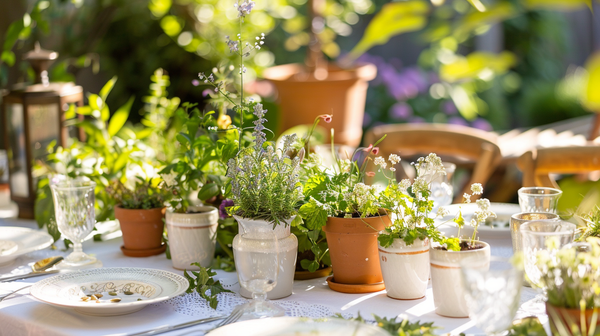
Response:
[166,206,218,270]
[379,238,429,300]
[262,63,377,147]
[323,214,391,285]
[115,206,166,256]
[547,303,600,335]
[429,240,490,318]
[234,216,298,300]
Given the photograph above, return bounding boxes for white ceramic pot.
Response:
[234,215,298,300]
[166,206,218,270]
[378,238,429,300]
[429,240,490,318]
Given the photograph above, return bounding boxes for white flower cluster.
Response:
[470,197,496,227]
[373,153,401,173]
[351,183,377,210]
[413,153,446,182]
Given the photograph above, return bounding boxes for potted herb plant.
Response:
[377,153,455,300]
[297,133,389,293]
[429,184,495,317]
[159,104,234,271]
[226,105,303,299]
[540,238,600,335]
[108,176,170,257]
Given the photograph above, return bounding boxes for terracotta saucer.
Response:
[326,276,385,294]
[121,244,167,257]
[294,266,332,280]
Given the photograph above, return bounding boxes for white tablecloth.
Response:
[0,217,545,336]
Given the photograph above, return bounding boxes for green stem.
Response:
[238,18,244,151]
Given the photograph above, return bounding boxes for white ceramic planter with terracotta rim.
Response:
[430,240,490,318]
[234,216,298,300]
[165,206,218,270]
[378,238,429,300]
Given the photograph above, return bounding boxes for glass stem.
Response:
[252,292,266,312]
[73,241,83,254]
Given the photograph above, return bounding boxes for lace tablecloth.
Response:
[0,218,546,336]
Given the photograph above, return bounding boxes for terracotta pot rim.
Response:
[115,205,166,211]
[324,214,390,234]
[263,62,377,83]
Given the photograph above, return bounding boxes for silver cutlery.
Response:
[0,256,64,282]
[0,269,60,282]
[199,305,245,334]
[125,316,226,336]
[0,285,32,303]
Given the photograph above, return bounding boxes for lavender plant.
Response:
[196,1,303,226]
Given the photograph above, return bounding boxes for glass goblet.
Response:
[50,178,101,269]
[518,187,562,214]
[461,257,523,335]
[520,220,575,291]
[430,162,455,211]
[233,230,285,318]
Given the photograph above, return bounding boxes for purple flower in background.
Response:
[192,79,200,86]
[472,118,493,131]
[448,117,469,127]
[202,89,212,97]
[442,101,457,115]
[219,199,234,219]
[390,102,413,120]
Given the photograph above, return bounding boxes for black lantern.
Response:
[1,43,84,218]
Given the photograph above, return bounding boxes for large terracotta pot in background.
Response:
[115,206,166,257]
[262,63,377,147]
[429,240,490,318]
[166,206,218,270]
[323,214,391,292]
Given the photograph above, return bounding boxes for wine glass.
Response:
[518,187,562,214]
[429,162,455,212]
[50,178,101,269]
[461,257,523,335]
[233,230,285,318]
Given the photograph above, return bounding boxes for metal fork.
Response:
[0,285,32,303]
[177,305,245,336]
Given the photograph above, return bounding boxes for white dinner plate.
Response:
[436,203,521,235]
[206,317,389,336]
[31,267,189,316]
[0,227,53,266]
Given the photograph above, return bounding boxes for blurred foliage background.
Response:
[0,0,599,149]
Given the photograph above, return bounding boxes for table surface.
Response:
[0,216,545,336]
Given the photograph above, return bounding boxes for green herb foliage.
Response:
[576,206,600,242]
[106,178,170,210]
[184,264,231,310]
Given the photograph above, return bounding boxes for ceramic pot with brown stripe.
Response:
[166,206,218,270]
[430,240,490,318]
[378,238,429,300]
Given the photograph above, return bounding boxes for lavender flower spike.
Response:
[236,0,255,17]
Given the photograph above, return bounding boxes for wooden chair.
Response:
[363,123,503,203]
[517,146,600,188]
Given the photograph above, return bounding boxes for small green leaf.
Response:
[99,76,117,101]
[108,97,133,136]
[197,183,220,201]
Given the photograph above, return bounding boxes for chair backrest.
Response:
[364,123,503,202]
[517,146,600,188]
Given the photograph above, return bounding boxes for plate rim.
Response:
[0,226,53,258]
[436,202,520,232]
[30,267,189,310]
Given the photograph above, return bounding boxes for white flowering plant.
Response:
[375,153,496,251]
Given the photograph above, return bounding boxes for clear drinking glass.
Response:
[520,220,575,290]
[50,178,100,269]
[461,257,523,335]
[233,230,285,318]
[510,213,559,254]
[518,187,562,214]
[430,162,456,211]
